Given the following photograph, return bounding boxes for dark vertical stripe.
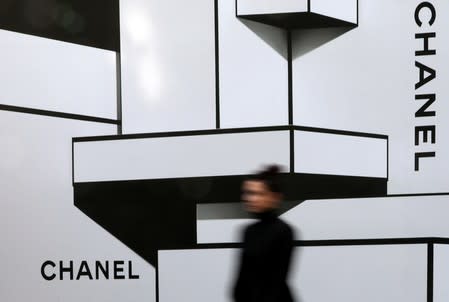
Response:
[235,0,238,17]
[215,0,220,129]
[287,30,294,174]
[428,243,434,302]
[116,52,123,135]
[356,0,359,25]
[72,140,75,185]
[155,253,159,302]
[287,30,293,125]
[307,0,311,12]
[386,138,389,180]
[290,128,295,173]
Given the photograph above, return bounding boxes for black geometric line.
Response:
[215,0,220,129]
[0,104,120,125]
[186,237,449,250]
[386,138,389,180]
[288,26,294,175]
[387,192,449,198]
[428,243,434,302]
[290,128,295,173]
[116,52,123,135]
[235,0,238,18]
[73,124,387,142]
[156,254,160,302]
[73,125,291,142]
[284,190,449,200]
[73,172,387,186]
[292,125,387,139]
[72,140,75,186]
[287,30,293,125]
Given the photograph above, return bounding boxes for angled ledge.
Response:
[237,0,358,29]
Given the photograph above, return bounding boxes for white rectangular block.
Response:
[237,0,307,15]
[158,245,427,302]
[311,0,357,23]
[74,130,290,183]
[283,194,449,241]
[220,0,289,128]
[197,219,253,244]
[434,244,449,302]
[119,0,216,133]
[0,29,117,119]
[197,195,449,244]
[159,249,239,302]
[295,130,387,178]
[294,245,427,302]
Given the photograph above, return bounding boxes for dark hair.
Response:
[248,164,283,193]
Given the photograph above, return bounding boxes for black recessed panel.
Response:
[238,12,356,29]
[74,173,386,266]
[0,0,119,51]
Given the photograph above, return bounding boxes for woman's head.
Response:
[241,165,283,213]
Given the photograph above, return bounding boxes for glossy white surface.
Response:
[196,194,449,243]
[219,0,288,128]
[0,29,117,119]
[311,0,357,23]
[295,130,387,178]
[237,0,307,15]
[434,244,449,302]
[119,0,216,133]
[74,131,290,182]
[158,245,427,302]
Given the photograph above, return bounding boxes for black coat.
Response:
[233,211,294,302]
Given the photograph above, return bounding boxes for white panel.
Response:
[220,0,288,128]
[295,131,387,178]
[197,219,253,243]
[158,245,426,302]
[74,131,290,182]
[311,0,357,23]
[119,0,215,133]
[293,245,427,302]
[0,29,117,119]
[0,111,154,302]
[197,195,449,244]
[283,195,449,240]
[159,249,239,302]
[434,244,449,302]
[238,0,307,15]
[292,0,449,194]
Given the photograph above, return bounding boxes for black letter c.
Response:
[41,261,56,281]
[415,2,436,26]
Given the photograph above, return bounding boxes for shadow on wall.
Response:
[239,19,288,59]
[236,18,356,60]
[292,26,355,59]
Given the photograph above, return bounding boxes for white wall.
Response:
[292,0,449,194]
[0,29,117,119]
[237,0,308,15]
[434,244,449,302]
[119,0,216,133]
[0,111,153,302]
[3,0,449,301]
[158,244,427,302]
[219,0,288,128]
[74,130,290,182]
